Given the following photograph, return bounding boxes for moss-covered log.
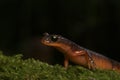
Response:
[0,51,119,80]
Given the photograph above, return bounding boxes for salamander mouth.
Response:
[41,36,50,45]
[41,38,58,46]
[41,32,49,44]
[41,32,55,46]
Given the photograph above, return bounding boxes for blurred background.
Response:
[0,0,120,65]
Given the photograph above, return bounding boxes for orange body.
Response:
[41,33,120,72]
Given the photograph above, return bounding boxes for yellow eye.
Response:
[51,35,58,42]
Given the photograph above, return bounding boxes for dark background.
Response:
[0,0,120,65]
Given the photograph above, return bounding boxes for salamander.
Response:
[41,32,120,72]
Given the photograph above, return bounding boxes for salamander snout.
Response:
[41,33,61,46]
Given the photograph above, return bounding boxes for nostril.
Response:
[43,32,49,36]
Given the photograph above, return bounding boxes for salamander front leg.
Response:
[64,57,69,69]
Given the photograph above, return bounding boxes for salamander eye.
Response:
[51,35,58,42]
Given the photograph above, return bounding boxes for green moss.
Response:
[0,52,119,80]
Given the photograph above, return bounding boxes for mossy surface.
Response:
[0,51,119,80]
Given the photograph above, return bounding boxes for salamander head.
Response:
[41,33,79,53]
[41,33,64,47]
